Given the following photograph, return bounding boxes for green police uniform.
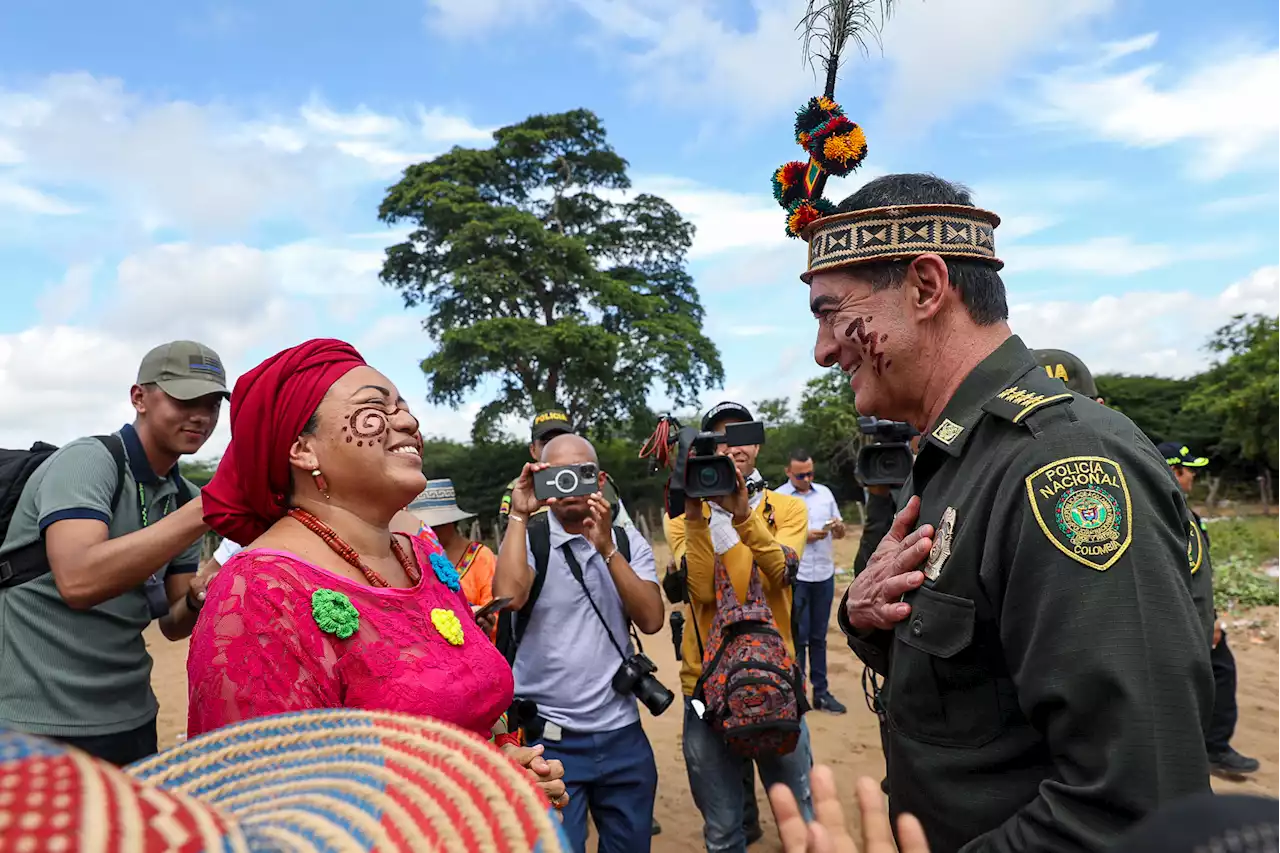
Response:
[838,336,1212,853]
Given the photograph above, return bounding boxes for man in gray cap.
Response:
[0,341,227,765]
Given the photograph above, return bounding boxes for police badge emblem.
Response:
[1187,519,1205,575]
[925,506,956,581]
[1026,456,1132,571]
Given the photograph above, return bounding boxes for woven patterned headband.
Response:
[1,709,571,853]
[801,203,1004,282]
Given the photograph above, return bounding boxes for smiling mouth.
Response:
[389,445,422,459]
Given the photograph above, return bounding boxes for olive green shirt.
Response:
[0,425,201,736]
[839,336,1212,853]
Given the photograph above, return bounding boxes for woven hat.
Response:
[406,479,477,528]
[1,709,571,852]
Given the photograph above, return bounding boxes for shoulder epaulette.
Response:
[982,367,1074,425]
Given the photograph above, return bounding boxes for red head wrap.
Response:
[203,339,366,545]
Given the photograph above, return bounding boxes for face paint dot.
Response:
[880,333,888,342]
[356,441,363,447]
[346,436,352,443]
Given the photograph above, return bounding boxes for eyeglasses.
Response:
[792,472,814,480]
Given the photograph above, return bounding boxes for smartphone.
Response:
[474,597,514,622]
[533,463,600,501]
[823,518,841,530]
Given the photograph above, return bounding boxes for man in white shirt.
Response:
[494,433,667,853]
[775,449,848,714]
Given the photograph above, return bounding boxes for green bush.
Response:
[1207,517,1279,611]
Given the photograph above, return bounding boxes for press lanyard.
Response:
[137,483,174,528]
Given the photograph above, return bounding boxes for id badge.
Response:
[142,572,169,620]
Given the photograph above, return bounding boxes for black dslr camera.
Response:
[856,416,918,488]
[662,418,766,517]
[612,652,675,716]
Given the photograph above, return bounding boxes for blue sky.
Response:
[0,0,1276,458]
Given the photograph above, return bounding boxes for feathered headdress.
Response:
[776,1,1003,280]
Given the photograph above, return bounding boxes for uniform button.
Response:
[911,618,924,636]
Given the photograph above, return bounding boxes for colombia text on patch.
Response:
[1025,456,1132,571]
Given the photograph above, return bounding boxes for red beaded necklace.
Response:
[288,508,421,589]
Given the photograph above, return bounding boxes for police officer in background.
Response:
[1032,348,1105,404]
[499,410,633,533]
[1157,442,1260,779]
[801,172,1211,851]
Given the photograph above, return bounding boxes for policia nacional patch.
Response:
[1187,519,1205,575]
[1025,456,1133,571]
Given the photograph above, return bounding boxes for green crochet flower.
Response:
[311,588,359,639]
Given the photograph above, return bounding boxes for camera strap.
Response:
[558,535,635,663]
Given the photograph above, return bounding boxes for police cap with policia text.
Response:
[1032,348,1098,398]
[530,409,572,442]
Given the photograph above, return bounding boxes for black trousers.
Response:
[1205,633,1239,755]
[52,717,158,767]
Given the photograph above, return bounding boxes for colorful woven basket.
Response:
[1,709,572,852]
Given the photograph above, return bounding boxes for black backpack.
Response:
[496,513,631,664]
[0,435,193,590]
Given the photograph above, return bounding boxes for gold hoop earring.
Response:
[311,469,330,500]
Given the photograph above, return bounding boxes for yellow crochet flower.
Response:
[431,608,465,647]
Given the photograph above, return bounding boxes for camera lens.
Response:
[554,469,578,493]
[635,674,675,716]
[697,467,719,488]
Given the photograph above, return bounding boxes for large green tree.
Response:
[1185,313,1279,473]
[378,110,723,441]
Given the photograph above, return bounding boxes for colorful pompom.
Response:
[785,198,836,239]
[821,126,868,174]
[312,589,359,639]
[429,552,461,592]
[772,160,808,208]
[795,96,844,139]
[431,608,465,646]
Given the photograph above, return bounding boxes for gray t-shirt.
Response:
[512,512,658,733]
[0,424,201,736]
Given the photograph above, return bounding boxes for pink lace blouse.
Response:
[187,532,514,739]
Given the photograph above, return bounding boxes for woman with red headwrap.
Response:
[187,339,565,806]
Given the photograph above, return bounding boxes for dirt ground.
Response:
[146,534,1280,852]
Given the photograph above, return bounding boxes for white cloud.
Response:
[0,74,493,233]
[546,0,1112,131]
[1009,265,1279,378]
[1024,40,1280,178]
[300,99,402,137]
[0,180,80,215]
[1199,193,1277,218]
[423,0,549,37]
[418,107,494,143]
[1004,235,1246,276]
[35,264,95,324]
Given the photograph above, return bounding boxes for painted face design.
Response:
[340,404,419,447]
[845,315,892,375]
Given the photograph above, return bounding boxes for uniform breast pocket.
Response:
[884,587,1004,748]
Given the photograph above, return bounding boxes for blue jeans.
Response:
[530,721,658,853]
[792,577,836,697]
[683,698,814,853]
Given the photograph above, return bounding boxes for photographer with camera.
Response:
[663,402,813,853]
[494,433,666,853]
[851,418,919,577]
[499,409,634,534]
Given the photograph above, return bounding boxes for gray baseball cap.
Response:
[137,341,230,401]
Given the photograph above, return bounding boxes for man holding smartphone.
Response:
[775,449,848,714]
